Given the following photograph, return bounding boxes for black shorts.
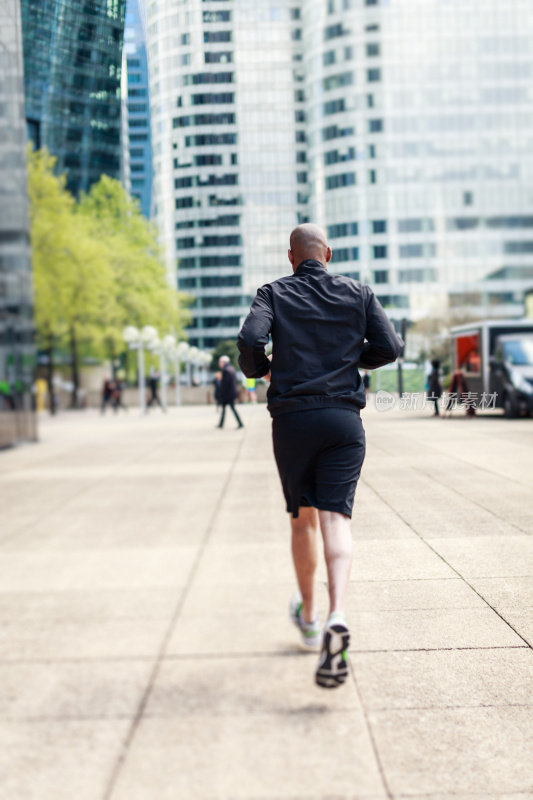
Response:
[272,407,366,519]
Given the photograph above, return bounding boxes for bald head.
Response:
[288,223,332,271]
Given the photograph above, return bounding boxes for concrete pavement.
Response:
[1,399,532,799]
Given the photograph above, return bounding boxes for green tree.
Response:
[28,148,115,409]
[210,339,240,371]
[28,151,191,410]
[78,177,190,366]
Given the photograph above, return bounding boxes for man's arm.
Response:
[237,286,273,378]
[359,288,404,370]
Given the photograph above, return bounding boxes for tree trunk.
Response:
[46,332,56,415]
[69,324,79,409]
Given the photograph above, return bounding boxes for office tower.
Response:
[145,0,306,346]
[124,0,153,217]
[304,0,533,323]
[21,0,127,197]
[0,0,36,446]
[146,0,533,346]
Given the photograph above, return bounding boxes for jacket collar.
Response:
[294,259,327,275]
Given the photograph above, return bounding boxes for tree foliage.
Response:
[210,339,240,372]
[27,148,190,409]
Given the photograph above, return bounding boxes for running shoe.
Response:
[315,612,350,689]
[289,593,322,651]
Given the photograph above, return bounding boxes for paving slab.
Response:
[368,706,533,796]
[109,712,387,800]
[352,648,533,709]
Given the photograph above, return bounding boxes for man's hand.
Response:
[264,353,273,382]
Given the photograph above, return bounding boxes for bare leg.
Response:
[290,506,319,623]
[318,510,352,617]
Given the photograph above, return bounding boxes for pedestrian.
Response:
[362,370,371,396]
[112,377,128,412]
[245,377,257,403]
[100,376,114,414]
[217,356,244,429]
[147,367,165,411]
[427,359,443,416]
[238,224,402,689]
[213,370,223,409]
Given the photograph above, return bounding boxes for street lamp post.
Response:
[122,325,159,415]
[175,341,190,406]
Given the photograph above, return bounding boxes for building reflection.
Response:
[0,0,36,447]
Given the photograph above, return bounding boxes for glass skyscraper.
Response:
[124,0,153,217]
[0,0,36,447]
[21,0,127,197]
[146,0,533,347]
[304,0,533,324]
[145,0,307,347]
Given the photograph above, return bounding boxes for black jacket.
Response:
[237,259,403,418]
[219,364,238,404]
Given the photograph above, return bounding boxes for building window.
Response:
[203,31,232,43]
[324,23,345,41]
[369,169,377,184]
[203,10,231,22]
[372,220,387,234]
[296,151,307,163]
[326,172,356,190]
[295,110,306,122]
[331,247,359,263]
[324,147,355,165]
[372,245,387,259]
[297,172,308,184]
[398,218,435,233]
[191,92,234,104]
[323,72,353,91]
[290,8,301,20]
[295,130,306,143]
[328,222,358,237]
[365,0,379,5]
[185,133,237,146]
[373,270,388,283]
[186,72,234,85]
[322,124,355,141]
[175,197,194,209]
[399,245,437,258]
[323,50,336,66]
[205,51,233,64]
[368,143,377,158]
[399,268,437,283]
[463,191,473,205]
[366,43,380,57]
[323,99,345,115]
[368,119,383,133]
[367,68,381,82]
[504,241,533,255]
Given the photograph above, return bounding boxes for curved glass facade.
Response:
[146,0,306,347]
[303,0,533,321]
[0,0,36,447]
[21,0,126,197]
[125,0,153,217]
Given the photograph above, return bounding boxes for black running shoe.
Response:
[315,613,350,689]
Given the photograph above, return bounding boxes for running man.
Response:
[237,224,402,689]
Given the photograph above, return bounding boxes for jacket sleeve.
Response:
[359,287,404,370]
[237,285,273,378]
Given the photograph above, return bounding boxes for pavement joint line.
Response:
[411,464,531,536]
[348,659,394,800]
[362,477,533,652]
[102,432,247,800]
[0,644,528,666]
[365,424,533,493]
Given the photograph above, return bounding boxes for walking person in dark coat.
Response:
[217,356,244,429]
[427,359,443,416]
[238,224,402,689]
